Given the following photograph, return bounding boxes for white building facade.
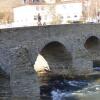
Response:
[13,2,82,26]
[13,5,53,26]
[56,3,82,24]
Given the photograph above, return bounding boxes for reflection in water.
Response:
[40,75,100,100]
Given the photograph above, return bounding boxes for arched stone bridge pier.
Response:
[0,24,100,99]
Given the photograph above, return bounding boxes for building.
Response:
[13,5,53,26]
[13,1,82,26]
[55,3,82,24]
[1,0,100,25]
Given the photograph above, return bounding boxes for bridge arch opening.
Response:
[84,36,100,72]
[34,41,72,97]
[34,41,72,79]
[84,36,100,51]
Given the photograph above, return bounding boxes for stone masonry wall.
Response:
[0,24,100,99]
[0,68,11,100]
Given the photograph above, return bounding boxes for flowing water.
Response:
[51,80,100,100]
[40,74,100,100]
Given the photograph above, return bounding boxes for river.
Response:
[40,74,100,100]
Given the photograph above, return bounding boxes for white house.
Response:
[13,5,53,26]
[13,2,83,26]
[55,3,82,23]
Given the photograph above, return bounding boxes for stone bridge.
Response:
[0,24,100,100]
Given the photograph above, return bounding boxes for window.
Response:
[41,6,44,10]
[44,15,47,20]
[34,15,37,20]
[74,15,77,18]
[67,16,70,18]
[36,6,39,11]
[60,16,63,19]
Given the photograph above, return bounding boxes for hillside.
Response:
[0,0,22,12]
[0,0,23,23]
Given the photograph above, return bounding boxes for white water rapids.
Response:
[51,80,100,100]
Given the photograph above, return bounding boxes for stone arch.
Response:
[84,36,100,72]
[84,36,100,52]
[0,66,11,99]
[34,41,72,77]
